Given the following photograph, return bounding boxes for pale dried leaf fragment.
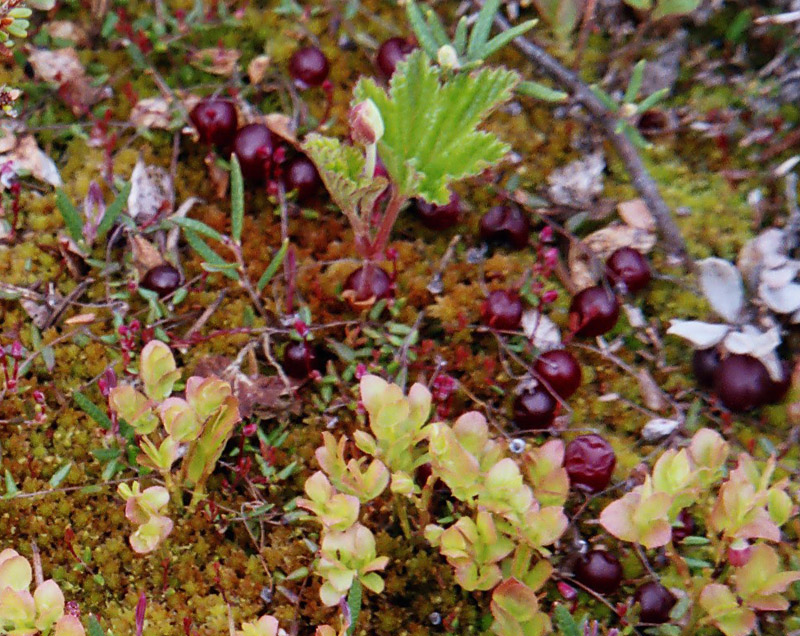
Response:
[521,310,561,350]
[617,198,656,232]
[759,282,800,315]
[641,418,680,442]
[637,368,667,412]
[45,21,89,46]
[130,97,173,129]
[248,55,271,84]
[697,257,744,323]
[547,152,605,208]
[666,320,729,349]
[189,47,241,76]
[127,157,174,223]
[0,134,62,186]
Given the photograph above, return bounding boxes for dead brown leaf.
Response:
[617,199,656,232]
[637,368,667,412]
[189,47,241,77]
[45,21,90,46]
[127,156,174,223]
[568,223,656,290]
[205,154,229,199]
[193,355,295,419]
[27,47,109,115]
[130,235,165,276]
[130,97,173,130]
[248,55,271,84]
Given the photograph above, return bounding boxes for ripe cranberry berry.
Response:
[284,155,322,203]
[569,286,620,337]
[513,386,557,430]
[289,46,330,88]
[692,348,720,388]
[343,264,393,305]
[671,509,695,542]
[534,349,581,399]
[574,550,623,593]
[413,193,462,230]
[713,354,771,412]
[482,290,523,330]
[233,123,273,184]
[479,205,530,250]
[190,98,238,150]
[564,434,616,493]
[283,341,321,379]
[376,37,415,79]
[766,360,791,404]
[634,582,676,624]
[141,263,181,297]
[606,247,651,293]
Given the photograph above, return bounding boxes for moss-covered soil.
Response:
[1,1,800,635]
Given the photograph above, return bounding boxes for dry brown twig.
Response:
[487,5,691,266]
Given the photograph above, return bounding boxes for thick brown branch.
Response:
[491,10,691,265]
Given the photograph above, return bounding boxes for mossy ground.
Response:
[0,2,799,635]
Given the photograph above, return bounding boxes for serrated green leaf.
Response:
[354,50,518,204]
[49,462,72,487]
[257,238,290,291]
[625,60,646,103]
[467,0,501,60]
[517,80,568,102]
[56,189,83,243]
[97,181,131,238]
[74,391,113,429]
[302,134,388,235]
[183,229,239,280]
[230,154,244,244]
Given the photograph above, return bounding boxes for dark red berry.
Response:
[692,348,720,388]
[343,264,393,305]
[413,193,462,230]
[479,205,530,250]
[574,550,623,593]
[671,509,695,542]
[141,263,181,297]
[284,155,322,203]
[564,434,616,493]
[606,247,651,293]
[283,341,321,379]
[569,286,620,337]
[189,98,238,149]
[376,37,415,79]
[534,349,582,399]
[482,290,523,330]
[513,386,557,430]
[766,360,791,404]
[634,582,676,624]
[233,124,273,184]
[713,354,772,412]
[289,46,330,87]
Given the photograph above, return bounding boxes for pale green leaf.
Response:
[467,0,501,60]
[353,50,518,204]
[230,155,244,244]
[302,134,388,234]
[653,0,701,19]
